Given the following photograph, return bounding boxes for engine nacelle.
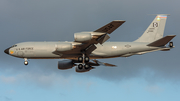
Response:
[75,66,94,73]
[56,43,73,52]
[74,32,92,42]
[58,60,74,70]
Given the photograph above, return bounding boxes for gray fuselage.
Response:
[8,41,160,59]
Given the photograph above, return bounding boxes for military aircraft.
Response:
[4,14,175,72]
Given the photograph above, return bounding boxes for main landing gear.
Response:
[24,58,28,65]
[77,53,90,70]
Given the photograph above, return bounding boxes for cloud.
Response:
[0,71,73,88]
[5,96,12,101]
[145,85,164,94]
[0,76,17,84]
[5,90,16,94]
[0,96,12,101]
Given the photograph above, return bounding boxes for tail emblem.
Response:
[157,17,161,21]
[153,22,158,27]
[156,15,167,21]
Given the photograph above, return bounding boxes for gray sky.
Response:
[0,0,180,100]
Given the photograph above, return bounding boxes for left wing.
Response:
[73,59,116,67]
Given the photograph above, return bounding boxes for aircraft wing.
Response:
[72,20,125,55]
[73,59,116,67]
[53,20,125,56]
[94,20,125,34]
[92,60,116,67]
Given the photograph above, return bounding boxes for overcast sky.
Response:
[1,0,180,101]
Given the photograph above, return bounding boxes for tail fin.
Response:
[135,14,169,43]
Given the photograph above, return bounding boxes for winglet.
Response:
[147,35,176,47]
[94,20,125,34]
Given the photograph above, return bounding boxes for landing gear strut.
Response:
[24,58,28,65]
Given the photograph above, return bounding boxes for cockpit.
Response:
[10,45,17,48]
[4,45,17,54]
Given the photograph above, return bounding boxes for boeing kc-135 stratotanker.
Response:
[4,14,175,72]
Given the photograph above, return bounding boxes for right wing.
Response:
[94,20,126,34]
[53,20,125,56]
[73,20,126,54]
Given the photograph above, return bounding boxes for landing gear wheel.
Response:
[24,61,28,65]
[78,56,83,62]
[84,57,89,63]
[84,64,90,69]
[169,42,173,47]
[78,64,83,70]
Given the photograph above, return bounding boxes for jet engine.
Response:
[58,60,74,70]
[74,32,92,42]
[75,65,94,73]
[56,43,73,52]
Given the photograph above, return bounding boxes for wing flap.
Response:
[97,34,110,44]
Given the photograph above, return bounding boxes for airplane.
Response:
[4,14,175,73]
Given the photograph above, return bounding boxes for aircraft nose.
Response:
[4,48,10,54]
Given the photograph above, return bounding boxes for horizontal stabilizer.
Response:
[94,20,125,34]
[147,35,176,47]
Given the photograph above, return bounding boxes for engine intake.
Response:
[74,32,92,42]
[58,60,74,70]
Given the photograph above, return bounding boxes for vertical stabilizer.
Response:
[135,14,169,43]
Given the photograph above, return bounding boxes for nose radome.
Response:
[4,48,10,54]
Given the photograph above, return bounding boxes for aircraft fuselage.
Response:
[6,41,161,59]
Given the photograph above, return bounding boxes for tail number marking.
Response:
[153,22,158,27]
[102,24,114,32]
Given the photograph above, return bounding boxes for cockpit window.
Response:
[10,45,17,48]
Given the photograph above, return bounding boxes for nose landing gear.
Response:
[24,58,28,65]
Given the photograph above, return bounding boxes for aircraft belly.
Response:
[93,43,125,57]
